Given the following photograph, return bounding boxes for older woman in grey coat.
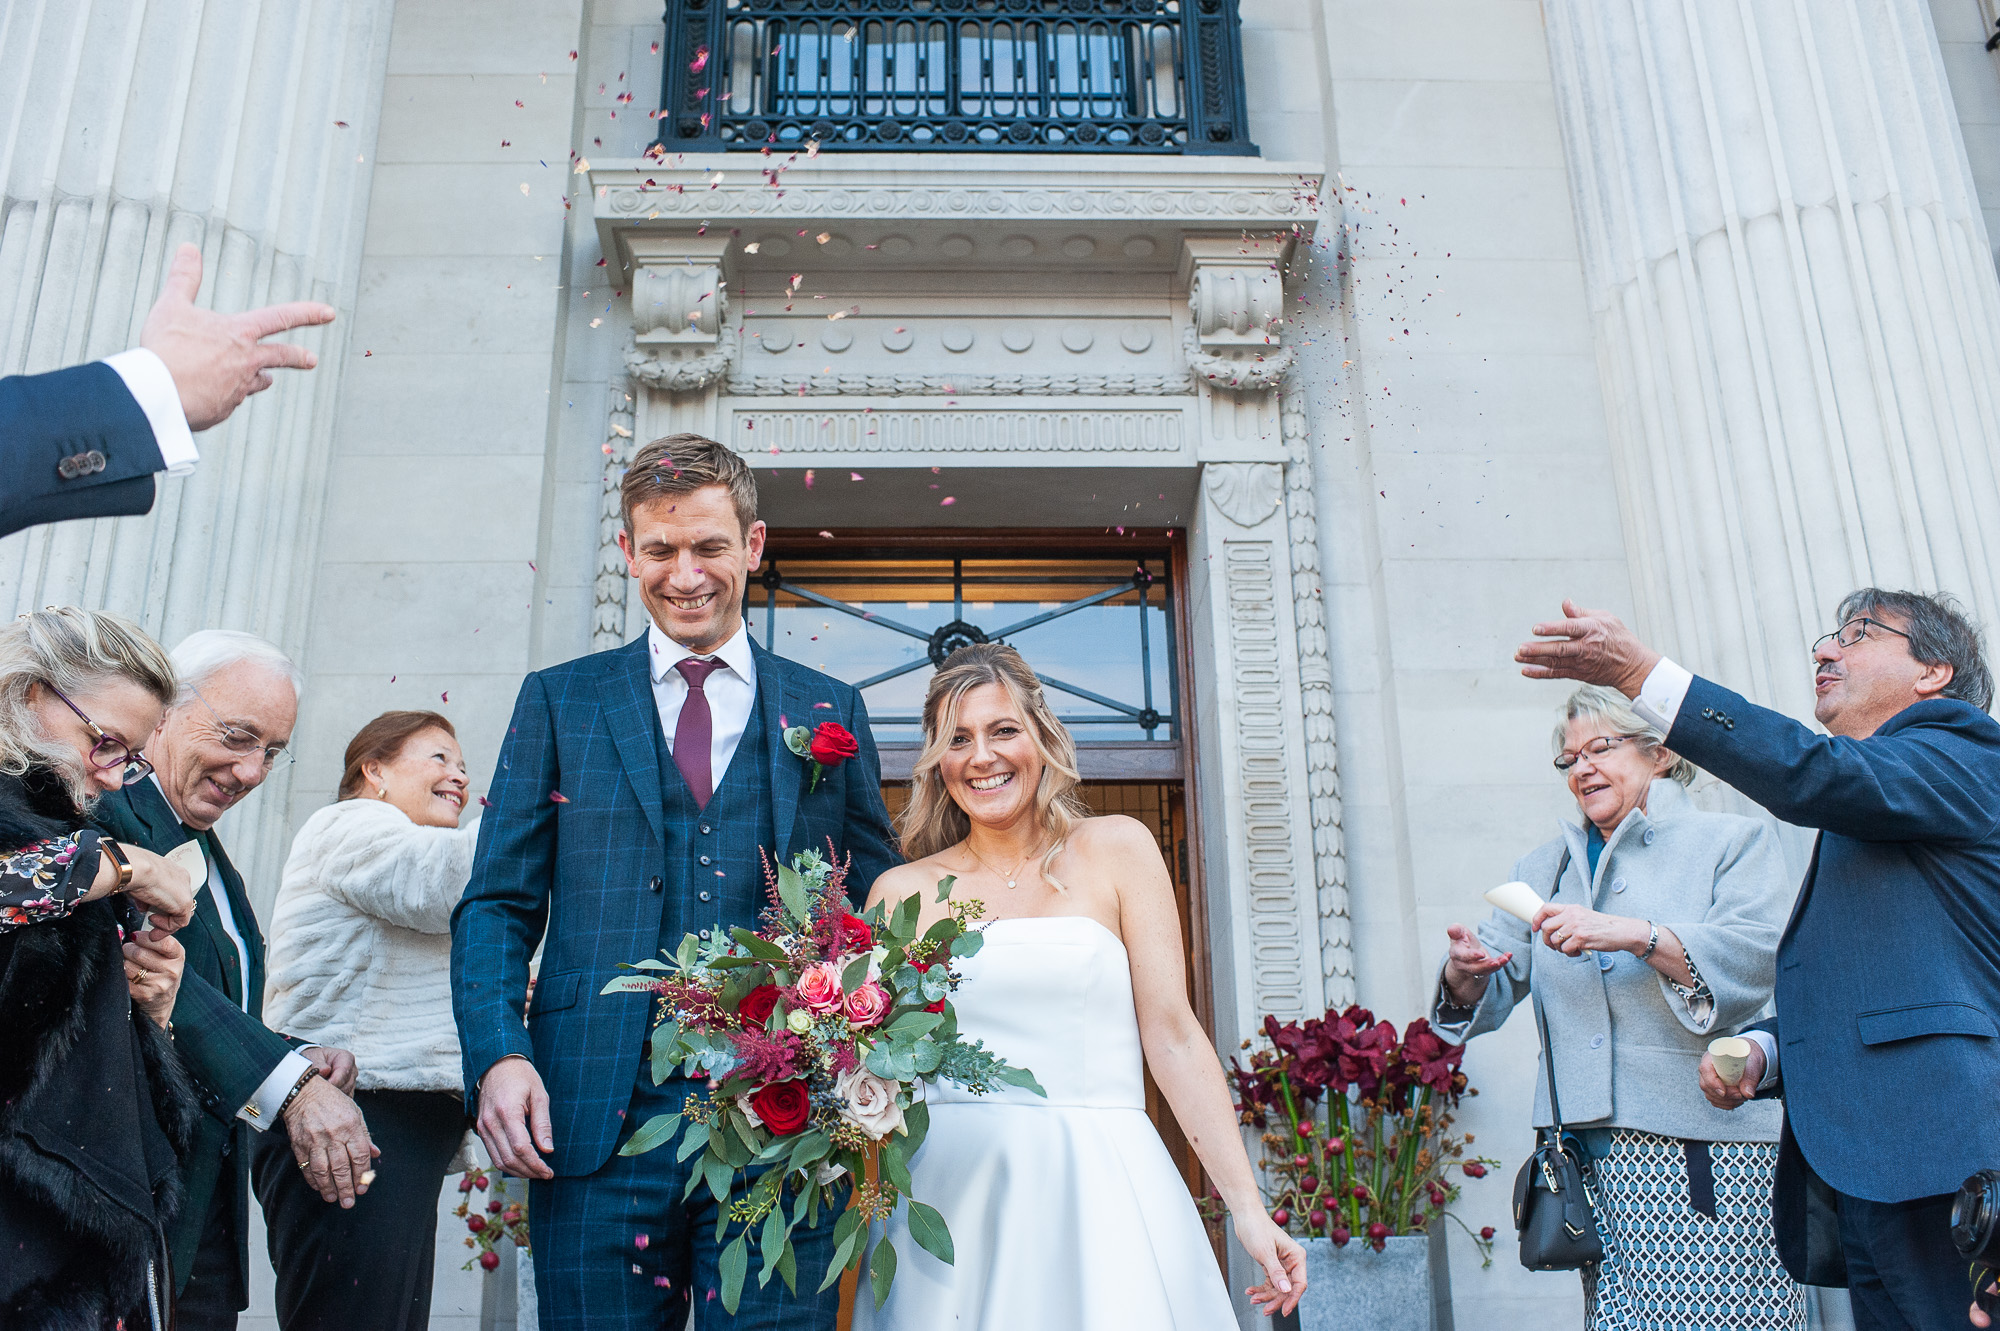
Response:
[1435,685,1801,1330]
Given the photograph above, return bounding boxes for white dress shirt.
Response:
[103,348,198,474]
[146,776,312,1129]
[1631,658,1784,1092]
[648,619,759,784]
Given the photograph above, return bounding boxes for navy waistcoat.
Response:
[654,693,776,953]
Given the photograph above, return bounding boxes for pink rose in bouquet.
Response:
[843,980,890,1028]
[795,961,844,1013]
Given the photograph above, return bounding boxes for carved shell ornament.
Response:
[1203,462,1284,528]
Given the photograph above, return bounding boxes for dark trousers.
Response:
[529,1065,845,1331]
[176,1181,243,1331]
[1838,1188,1974,1331]
[251,1088,466,1331]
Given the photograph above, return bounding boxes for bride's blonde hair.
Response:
[899,643,1089,887]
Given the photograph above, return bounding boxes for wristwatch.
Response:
[98,836,133,891]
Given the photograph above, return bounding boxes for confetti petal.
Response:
[550,791,570,803]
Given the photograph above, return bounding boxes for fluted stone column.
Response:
[1546,1,2000,720]
[0,0,394,887]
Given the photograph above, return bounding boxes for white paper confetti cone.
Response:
[1483,880,1545,924]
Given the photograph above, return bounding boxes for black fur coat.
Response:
[0,769,198,1329]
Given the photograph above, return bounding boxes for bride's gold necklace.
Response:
[966,838,1041,891]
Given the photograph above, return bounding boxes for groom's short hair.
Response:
[621,433,759,536]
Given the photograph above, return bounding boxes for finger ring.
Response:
[136,968,151,982]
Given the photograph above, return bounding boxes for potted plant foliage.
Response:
[1221,1006,1498,1331]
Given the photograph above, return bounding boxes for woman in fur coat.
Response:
[0,608,200,1330]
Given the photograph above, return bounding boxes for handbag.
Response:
[1512,847,1606,1271]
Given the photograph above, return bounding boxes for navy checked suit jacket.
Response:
[1666,677,2000,1204]
[0,363,167,537]
[450,634,901,1177]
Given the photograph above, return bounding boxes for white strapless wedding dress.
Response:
[851,915,1236,1330]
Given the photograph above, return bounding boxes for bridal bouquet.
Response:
[603,849,1042,1312]
[1223,1005,1500,1264]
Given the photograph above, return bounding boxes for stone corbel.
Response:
[622,234,736,393]
[1182,235,1295,392]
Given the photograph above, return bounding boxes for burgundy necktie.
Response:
[672,658,725,808]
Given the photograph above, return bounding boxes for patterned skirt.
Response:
[1580,1129,1806,1331]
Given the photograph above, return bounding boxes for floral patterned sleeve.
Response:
[0,830,102,934]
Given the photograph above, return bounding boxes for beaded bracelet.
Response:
[276,1064,322,1118]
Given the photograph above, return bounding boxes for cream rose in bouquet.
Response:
[603,849,1042,1312]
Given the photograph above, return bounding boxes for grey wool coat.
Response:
[1434,780,1790,1143]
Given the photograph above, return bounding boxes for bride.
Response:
[852,643,1306,1329]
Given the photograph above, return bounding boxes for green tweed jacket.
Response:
[94,779,301,1300]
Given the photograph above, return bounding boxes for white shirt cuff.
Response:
[239,1050,314,1131]
[1743,1029,1780,1091]
[103,348,197,473]
[1632,656,1695,734]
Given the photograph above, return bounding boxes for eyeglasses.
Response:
[1553,734,1637,772]
[188,687,294,770]
[1811,617,1911,657]
[47,683,154,782]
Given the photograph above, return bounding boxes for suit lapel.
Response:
[756,647,801,862]
[125,781,241,1002]
[204,830,262,1013]
[602,637,666,845]
[1780,833,1823,946]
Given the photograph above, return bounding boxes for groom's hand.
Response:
[478,1056,555,1180]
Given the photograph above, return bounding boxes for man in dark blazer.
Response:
[0,241,333,538]
[1519,589,2000,1330]
[96,630,375,1330]
[452,434,900,1331]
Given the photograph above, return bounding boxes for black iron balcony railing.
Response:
[655,0,1256,155]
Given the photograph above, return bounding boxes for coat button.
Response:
[698,890,711,903]
[699,855,711,866]
[700,823,711,835]
[648,876,663,893]
[1597,954,1614,972]
[84,449,106,472]
[1611,877,1627,894]
[699,928,712,940]
[56,455,81,480]
[1589,1034,1605,1049]
[1701,707,1714,718]
[1642,828,1656,845]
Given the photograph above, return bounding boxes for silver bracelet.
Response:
[1637,921,1659,962]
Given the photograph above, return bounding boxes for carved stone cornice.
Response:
[593,156,1319,238]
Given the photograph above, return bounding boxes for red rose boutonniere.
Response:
[783,720,858,792]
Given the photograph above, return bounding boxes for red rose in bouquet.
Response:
[809,722,859,766]
[749,1079,811,1135]
[739,984,782,1030]
[836,911,873,955]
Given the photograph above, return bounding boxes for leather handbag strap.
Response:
[1529,847,1573,1136]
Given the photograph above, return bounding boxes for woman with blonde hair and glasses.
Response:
[0,608,199,1330]
[851,643,1304,1331]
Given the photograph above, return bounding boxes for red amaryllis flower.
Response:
[835,911,873,956]
[748,1079,810,1135]
[1400,1017,1467,1102]
[809,722,859,766]
[738,984,782,1030]
[1330,1007,1396,1101]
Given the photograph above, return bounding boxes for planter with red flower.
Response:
[1216,1005,1501,1331]
[603,847,1042,1313]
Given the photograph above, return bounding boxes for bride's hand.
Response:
[1234,1210,1307,1317]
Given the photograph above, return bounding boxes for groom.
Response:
[451,434,900,1329]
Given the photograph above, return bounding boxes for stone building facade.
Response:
[4,1,1999,1326]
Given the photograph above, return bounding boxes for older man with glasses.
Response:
[93,629,376,1331]
[1518,588,2000,1331]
